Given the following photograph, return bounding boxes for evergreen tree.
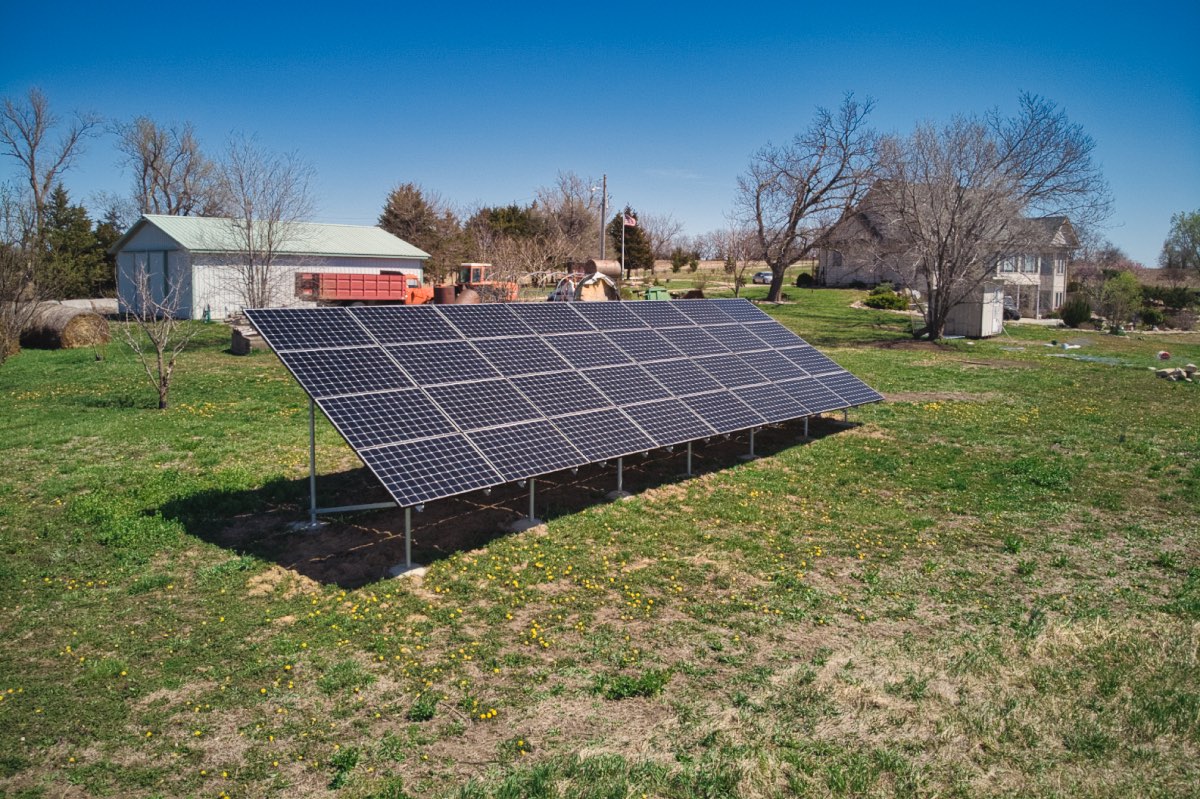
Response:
[379,183,465,283]
[606,207,653,276]
[42,185,107,298]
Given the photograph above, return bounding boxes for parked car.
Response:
[751,271,773,284]
[1002,297,1020,320]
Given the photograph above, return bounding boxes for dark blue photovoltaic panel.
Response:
[436,304,533,339]
[602,329,683,363]
[710,298,773,322]
[657,326,731,356]
[622,399,714,446]
[780,377,849,413]
[682,391,765,433]
[547,332,634,367]
[387,341,500,385]
[348,305,460,343]
[277,347,412,397]
[734,383,809,423]
[693,354,768,389]
[467,420,587,481]
[425,379,543,430]
[780,345,843,376]
[583,365,671,405]
[703,324,771,353]
[512,371,611,417]
[515,303,595,334]
[744,320,805,349]
[320,389,456,448]
[627,301,692,328]
[740,349,810,382]
[246,308,372,350]
[671,299,737,325]
[549,408,656,461]
[642,359,722,396]
[472,337,571,376]
[819,371,886,405]
[571,302,648,330]
[358,435,502,507]
[248,299,882,508]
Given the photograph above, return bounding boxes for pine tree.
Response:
[606,207,653,276]
[42,185,107,298]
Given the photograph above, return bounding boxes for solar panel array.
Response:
[246,299,883,508]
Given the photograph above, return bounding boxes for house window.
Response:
[1054,291,1064,308]
[999,257,1016,273]
[1055,257,1065,275]
[1021,255,1039,273]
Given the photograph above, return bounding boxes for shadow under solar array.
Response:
[246,299,883,507]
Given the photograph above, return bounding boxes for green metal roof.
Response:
[115,215,430,260]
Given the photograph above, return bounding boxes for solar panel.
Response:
[277,347,412,398]
[602,329,683,363]
[358,435,502,507]
[583,364,672,405]
[550,408,656,461]
[247,299,882,509]
[512,371,611,417]
[704,324,772,354]
[388,341,499,386]
[682,390,765,433]
[467,420,587,481]
[425,379,543,430]
[248,308,372,350]
[657,326,731,356]
[780,345,844,376]
[571,302,648,330]
[641,359,723,396]
[622,398,714,447]
[547,332,634,367]
[320,389,456,448]
[472,337,571,376]
[819,371,886,405]
[436,304,533,339]
[514,303,595,334]
[349,305,460,343]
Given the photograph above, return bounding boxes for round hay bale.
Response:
[21,302,110,349]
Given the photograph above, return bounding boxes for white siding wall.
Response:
[190,255,425,319]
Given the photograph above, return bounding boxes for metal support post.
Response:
[529,479,536,521]
[843,408,849,423]
[607,456,631,500]
[308,399,317,525]
[404,506,412,570]
[686,441,693,476]
[740,428,759,461]
[804,416,809,439]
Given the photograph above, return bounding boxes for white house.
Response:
[110,215,429,319]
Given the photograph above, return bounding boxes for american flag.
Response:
[623,213,637,227]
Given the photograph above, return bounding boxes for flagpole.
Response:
[621,217,626,280]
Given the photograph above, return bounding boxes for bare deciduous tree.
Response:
[215,136,315,309]
[0,186,43,362]
[113,117,224,216]
[638,212,685,260]
[0,88,100,237]
[120,256,200,409]
[870,93,1110,339]
[736,94,877,302]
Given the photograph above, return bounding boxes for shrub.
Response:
[1139,307,1166,328]
[869,282,895,295]
[796,272,814,287]
[1166,309,1196,331]
[864,292,908,310]
[1060,295,1093,328]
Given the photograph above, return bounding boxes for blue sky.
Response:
[2,1,1197,266]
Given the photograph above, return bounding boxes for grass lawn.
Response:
[0,289,1197,798]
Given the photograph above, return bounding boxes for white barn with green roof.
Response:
[110,215,429,319]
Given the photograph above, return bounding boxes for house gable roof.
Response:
[109,215,430,260]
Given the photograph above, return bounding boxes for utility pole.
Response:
[599,173,607,260]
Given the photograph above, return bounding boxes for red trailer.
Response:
[295,272,434,306]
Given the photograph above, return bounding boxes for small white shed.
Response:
[110,215,430,319]
[944,283,1005,338]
